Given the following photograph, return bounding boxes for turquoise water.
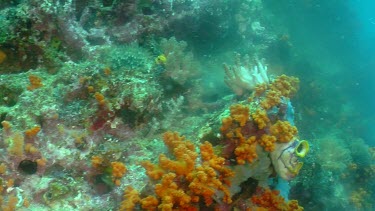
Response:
[0,1,374,210]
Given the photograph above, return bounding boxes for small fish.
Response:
[155,54,167,65]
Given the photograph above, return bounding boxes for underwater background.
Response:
[0,0,374,210]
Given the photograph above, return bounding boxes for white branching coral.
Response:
[224,54,269,95]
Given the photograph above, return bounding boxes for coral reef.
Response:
[0,0,373,210]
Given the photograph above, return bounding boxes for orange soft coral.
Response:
[260,75,299,110]
[270,120,298,143]
[260,89,282,110]
[220,116,233,134]
[234,136,258,164]
[91,155,104,169]
[187,164,231,206]
[140,196,159,211]
[220,105,263,164]
[220,104,250,135]
[6,132,24,157]
[229,104,250,127]
[159,132,198,176]
[270,74,299,98]
[200,141,234,180]
[155,172,193,210]
[254,83,268,97]
[251,188,303,211]
[138,132,233,210]
[141,160,166,180]
[258,134,277,152]
[196,141,233,204]
[24,125,41,139]
[119,186,141,211]
[252,109,270,129]
[111,161,127,186]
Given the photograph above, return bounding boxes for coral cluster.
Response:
[218,73,309,184]
[251,188,303,211]
[260,75,299,110]
[134,131,233,210]
[220,98,299,166]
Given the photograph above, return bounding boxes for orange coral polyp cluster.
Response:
[254,83,268,96]
[218,75,301,166]
[220,116,233,133]
[91,156,127,186]
[159,132,198,176]
[270,120,298,143]
[25,126,41,139]
[140,196,159,210]
[119,186,141,211]
[200,141,234,181]
[252,109,270,129]
[229,104,250,127]
[261,89,282,110]
[27,74,43,91]
[141,160,165,180]
[111,161,127,178]
[260,74,299,110]
[94,92,106,106]
[258,134,277,152]
[234,136,258,164]
[136,132,233,210]
[251,188,303,211]
[155,173,192,209]
[91,155,104,169]
[270,74,299,97]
